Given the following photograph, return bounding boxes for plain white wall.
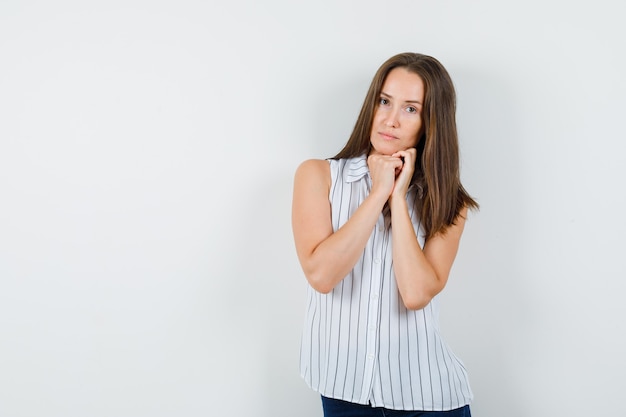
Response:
[1,1,624,416]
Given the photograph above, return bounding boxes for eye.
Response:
[405,106,418,114]
[378,97,390,106]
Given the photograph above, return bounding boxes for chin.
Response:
[371,144,400,156]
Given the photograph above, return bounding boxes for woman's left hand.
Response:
[390,148,416,200]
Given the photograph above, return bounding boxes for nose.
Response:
[384,109,399,128]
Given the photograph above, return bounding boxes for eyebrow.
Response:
[380,91,422,105]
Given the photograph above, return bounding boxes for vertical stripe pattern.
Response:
[299,155,473,411]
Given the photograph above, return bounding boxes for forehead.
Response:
[381,67,424,100]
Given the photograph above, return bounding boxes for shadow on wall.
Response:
[262,171,322,417]
[214,165,321,417]
[441,67,533,417]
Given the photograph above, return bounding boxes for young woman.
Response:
[292,53,478,417]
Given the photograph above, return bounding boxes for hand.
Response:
[367,153,404,200]
[389,148,416,200]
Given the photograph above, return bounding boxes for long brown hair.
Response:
[333,52,478,239]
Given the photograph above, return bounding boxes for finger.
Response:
[394,151,416,169]
[392,149,415,160]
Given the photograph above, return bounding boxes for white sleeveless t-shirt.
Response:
[299,154,473,411]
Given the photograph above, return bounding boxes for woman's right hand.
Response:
[367,153,404,200]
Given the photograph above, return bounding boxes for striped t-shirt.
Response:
[299,154,473,411]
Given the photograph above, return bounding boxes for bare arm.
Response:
[387,148,468,310]
[391,201,467,310]
[291,159,391,293]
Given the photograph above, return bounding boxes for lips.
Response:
[379,132,398,141]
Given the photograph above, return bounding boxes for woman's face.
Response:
[369,67,425,156]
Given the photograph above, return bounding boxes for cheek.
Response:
[409,119,423,139]
[417,121,425,137]
[371,110,384,125]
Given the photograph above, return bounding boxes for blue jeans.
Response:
[321,396,471,417]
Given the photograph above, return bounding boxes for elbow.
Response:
[397,271,447,310]
[299,255,347,294]
[311,283,334,294]
[402,296,432,311]
[305,270,337,294]
[400,290,436,311]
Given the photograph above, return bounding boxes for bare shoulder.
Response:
[295,159,330,176]
[454,206,469,229]
[292,159,334,253]
[438,206,470,241]
[294,159,331,189]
